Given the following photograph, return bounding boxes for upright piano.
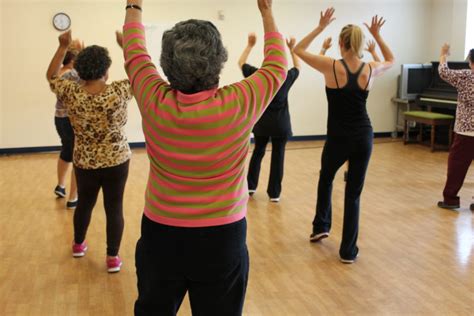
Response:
[417,61,470,111]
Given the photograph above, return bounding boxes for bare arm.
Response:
[365,16,395,76]
[294,8,335,73]
[365,40,381,62]
[319,37,332,56]
[259,0,278,33]
[46,30,72,80]
[286,37,300,70]
[238,33,256,68]
[125,0,143,24]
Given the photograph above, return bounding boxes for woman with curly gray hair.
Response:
[47,31,133,273]
[122,0,287,314]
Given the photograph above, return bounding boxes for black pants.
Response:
[73,160,129,256]
[312,134,373,260]
[135,216,249,316]
[54,116,74,162]
[247,136,288,198]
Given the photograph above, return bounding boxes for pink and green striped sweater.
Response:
[123,22,287,227]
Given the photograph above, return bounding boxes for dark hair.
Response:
[470,49,474,63]
[63,50,77,66]
[74,45,112,81]
[160,19,228,94]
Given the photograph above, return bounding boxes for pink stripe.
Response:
[149,160,243,182]
[264,32,284,40]
[148,184,247,205]
[150,102,241,125]
[265,43,286,53]
[144,129,249,162]
[144,208,246,228]
[265,55,287,66]
[144,139,248,172]
[142,105,251,137]
[149,170,241,193]
[146,192,248,215]
[143,119,245,150]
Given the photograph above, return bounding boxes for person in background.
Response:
[437,45,474,211]
[320,38,381,183]
[122,0,287,314]
[238,32,300,202]
[294,8,395,263]
[52,40,82,209]
[47,30,133,273]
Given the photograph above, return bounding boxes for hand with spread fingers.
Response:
[364,15,386,38]
[319,7,336,29]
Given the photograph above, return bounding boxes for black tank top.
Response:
[325,59,373,139]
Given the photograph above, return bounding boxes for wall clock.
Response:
[53,12,71,31]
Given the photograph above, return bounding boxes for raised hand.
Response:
[116,31,124,49]
[286,37,296,50]
[248,33,257,47]
[365,40,376,53]
[58,30,72,49]
[364,15,386,38]
[257,0,272,13]
[441,43,450,56]
[322,37,332,50]
[319,7,336,29]
[71,39,84,52]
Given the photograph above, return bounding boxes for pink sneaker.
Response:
[72,241,88,257]
[106,256,122,273]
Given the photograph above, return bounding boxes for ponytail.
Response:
[339,25,364,58]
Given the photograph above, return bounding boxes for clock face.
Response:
[53,13,71,31]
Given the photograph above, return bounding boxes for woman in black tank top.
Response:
[294,8,395,263]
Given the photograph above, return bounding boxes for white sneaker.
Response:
[248,190,256,196]
[269,197,280,203]
[340,254,359,264]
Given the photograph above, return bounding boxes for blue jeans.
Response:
[312,133,373,260]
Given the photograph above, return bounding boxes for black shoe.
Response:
[66,199,78,209]
[309,232,329,242]
[54,185,66,198]
[437,201,460,210]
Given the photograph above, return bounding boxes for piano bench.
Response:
[403,111,454,152]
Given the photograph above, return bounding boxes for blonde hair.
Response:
[339,24,364,58]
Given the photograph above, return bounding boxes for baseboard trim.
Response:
[0,132,400,155]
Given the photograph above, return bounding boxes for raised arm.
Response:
[319,37,332,56]
[232,0,287,118]
[46,30,72,80]
[125,0,142,24]
[438,43,464,88]
[294,7,336,73]
[364,15,395,76]
[123,0,168,112]
[286,37,300,70]
[238,33,257,68]
[365,40,381,62]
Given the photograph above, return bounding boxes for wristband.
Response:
[126,4,142,11]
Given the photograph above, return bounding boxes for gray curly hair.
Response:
[160,19,228,94]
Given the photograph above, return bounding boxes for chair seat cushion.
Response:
[404,111,454,120]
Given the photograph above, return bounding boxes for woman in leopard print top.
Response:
[437,45,473,211]
[47,30,133,272]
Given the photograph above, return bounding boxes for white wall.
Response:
[429,0,468,60]
[0,0,461,149]
[466,0,474,55]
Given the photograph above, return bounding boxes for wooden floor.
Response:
[0,139,473,315]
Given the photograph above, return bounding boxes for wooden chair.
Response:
[403,111,454,152]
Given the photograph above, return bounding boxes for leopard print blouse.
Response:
[50,78,133,169]
[439,63,474,134]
